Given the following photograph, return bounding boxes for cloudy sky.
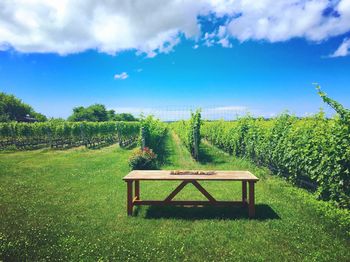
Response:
[1,0,350,119]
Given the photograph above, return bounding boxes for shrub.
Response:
[128,147,157,170]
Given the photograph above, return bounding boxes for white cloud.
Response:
[146,51,157,58]
[225,0,350,42]
[204,40,213,47]
[330,38,350,57]
[114,72,128,80]
[193,44,199,49]
[0,0,206,56]
[204,32,216,40]
[217,25,226,38]
[0,0,350,56]
[217,38,232,48]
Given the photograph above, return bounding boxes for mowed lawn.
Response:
[1,133,349,261]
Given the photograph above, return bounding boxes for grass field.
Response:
[1,132,349,261]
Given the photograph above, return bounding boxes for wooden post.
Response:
[141,127,145,150]
[248,181,255,218]
[80,123,87,148]
[117,123,122,147]
[193,126,199,161]
[127,181,134,216]
[242,181,247,206]
[47,127,53,148]
[135,180,140,200]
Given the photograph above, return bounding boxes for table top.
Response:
[123,170,259,181]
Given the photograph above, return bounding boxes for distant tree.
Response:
[107,109,116,121]
[88,104,109,121]
[32,112,47,122]
[68,104,109,122]
[68,103,139,122]
[115,113,138,121]
[106,109,137,121]
[0,92,47,122]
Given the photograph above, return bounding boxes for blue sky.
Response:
[1,1,350,119]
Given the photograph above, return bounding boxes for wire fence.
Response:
[113,104,337,122]
[114,105,249,122]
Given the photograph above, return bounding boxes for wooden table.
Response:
[123,170,259,218]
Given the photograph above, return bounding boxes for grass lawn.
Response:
[1,132,349,261]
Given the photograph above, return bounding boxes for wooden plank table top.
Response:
[123,170,259,218]
[123,170,259,181]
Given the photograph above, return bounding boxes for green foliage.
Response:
[68,104,109,122]
[201,86,350,208]
[0,121,140,149]
[128,147,157,170]
[68,105,138,122]
[316,84,350,123]
[139,116,167,154]
[202,112,350,208]
[114,112,138,122]
[0,92,47,122]
[115,121,140,145]
[171,110,201,160]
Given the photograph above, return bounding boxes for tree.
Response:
[69,105,138,122]
[0,92,47,122]
[115,113,138,121]
[107,109,116,121]
[32,112,47,122]
[68,104,109,122]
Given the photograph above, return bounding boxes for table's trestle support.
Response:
[126,179,256,218]
[133,200,243,206]
[164,180,216,203]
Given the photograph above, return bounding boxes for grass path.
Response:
[161,131,197,169]
[0,133,349,261]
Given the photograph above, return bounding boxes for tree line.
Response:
[0,92,138,122]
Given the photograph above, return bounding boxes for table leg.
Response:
[249,181,255,218]
[135,180,140,200]
[242,181,247,206]
[127,180,134,216]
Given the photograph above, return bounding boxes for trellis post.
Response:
[141,127,146,150]
[193,126,199,161]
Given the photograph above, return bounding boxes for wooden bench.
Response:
[123,170,259,218]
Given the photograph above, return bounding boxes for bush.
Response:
[128,147,157,170]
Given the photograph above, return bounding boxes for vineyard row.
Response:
[0,121,140,149]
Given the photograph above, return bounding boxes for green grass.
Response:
[0,132,349,261]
